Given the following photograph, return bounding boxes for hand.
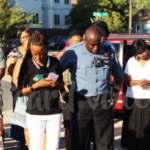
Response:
[64,84,70,92]
[139,79,149,89]
[49,80,57,88]
[35,78,53,88]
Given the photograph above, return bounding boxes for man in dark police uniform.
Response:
[60,27,124,150]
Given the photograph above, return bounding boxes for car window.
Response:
[11,41,18,47]
[17,40,22,46]
[0,41,12,47]
[49,37,59,42]
[112,43,120,56]
[61,38,66,43]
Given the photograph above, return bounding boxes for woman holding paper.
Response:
[18,31,65,150]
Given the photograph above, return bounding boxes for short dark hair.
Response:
[17,26,32,39]
[131,39,147,56]
[69,30,83,39]
[91,21,110,39]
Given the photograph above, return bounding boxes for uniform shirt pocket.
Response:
[97,65,111,81]
[77,62,93,79]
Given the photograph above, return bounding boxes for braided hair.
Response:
[25,30,48,59]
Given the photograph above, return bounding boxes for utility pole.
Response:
[129,0,132,33]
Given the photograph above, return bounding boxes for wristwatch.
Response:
[30,84,36,91]
[0,114,3,118]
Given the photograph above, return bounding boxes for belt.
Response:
[75,92,101,101]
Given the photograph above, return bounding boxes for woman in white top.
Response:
[121,39,150,150]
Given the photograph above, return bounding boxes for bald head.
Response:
[69,35,82,46]
[84,27,101,54]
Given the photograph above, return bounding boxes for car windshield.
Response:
[0,41,12,47]
[49,37,60,42]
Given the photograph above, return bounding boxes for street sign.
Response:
[93,12,101,17]
[101,12,107,16]
[93,12,107,17]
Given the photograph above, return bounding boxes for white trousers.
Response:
[26,113,62,150]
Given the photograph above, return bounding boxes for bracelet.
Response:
[0,114,3,118]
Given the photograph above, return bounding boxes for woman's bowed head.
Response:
[19,30,68,96]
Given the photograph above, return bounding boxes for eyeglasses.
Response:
[20,35,30,40]
[137,50,148,57]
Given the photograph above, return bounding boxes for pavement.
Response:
[1,50,127,150]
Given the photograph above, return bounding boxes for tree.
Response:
[68,0,99,33]
[0,0,42,39]
[68,0,129,33]
[91,12,127,33]
[91,0,128,33]
[132,0,150,15]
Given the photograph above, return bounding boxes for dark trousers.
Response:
[70,93,114,150]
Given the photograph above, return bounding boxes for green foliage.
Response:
[91,12,127,33]
[68,0,100,33]
[132,0,150,16]
[68,0,128,33]
[0,0,42,39]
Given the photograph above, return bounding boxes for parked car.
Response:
[48,36,69,50]
[107,34,150,113]
[0,39,22,57]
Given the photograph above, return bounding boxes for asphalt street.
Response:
[1,50,126,150]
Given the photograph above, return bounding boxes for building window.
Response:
[137,25,141,33]
[33,13,39,24]
[55,0,59,3]
[55,15,59,25]
[65,16,69,25]
[65,0,69,4]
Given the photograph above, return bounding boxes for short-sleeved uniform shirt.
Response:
[18,56,63,115]
[60,41,124,97]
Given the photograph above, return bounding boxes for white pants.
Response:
[26,113,62,150]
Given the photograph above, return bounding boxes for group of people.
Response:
[0,20,148,150]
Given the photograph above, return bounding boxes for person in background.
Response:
[121,39,150,150]
[18,31,65,150]
[91,21,116,53]
[6,26,31,149]
[54,30,82,150]
[60,27,123,150]
[0,47,6,142]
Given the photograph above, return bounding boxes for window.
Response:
[55,0,59,3]
[33,13,39,24]
[11,41,18,47]
[65,16,69,25]
[65,0,69,4]
[55,15,59,25]
[137,25,141,33]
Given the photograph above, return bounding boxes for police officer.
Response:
[60,27,124,150]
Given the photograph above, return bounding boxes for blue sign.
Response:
[93,12,101,17]
[93,12,107,17]
[101,12,107,17]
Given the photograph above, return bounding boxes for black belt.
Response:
[75,92,101,101]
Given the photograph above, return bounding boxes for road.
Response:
[1,50,126,150]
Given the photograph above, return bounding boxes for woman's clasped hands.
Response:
[138,79,149,89]
[36,78,57,88]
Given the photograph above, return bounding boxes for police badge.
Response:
[92,57,102,67]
